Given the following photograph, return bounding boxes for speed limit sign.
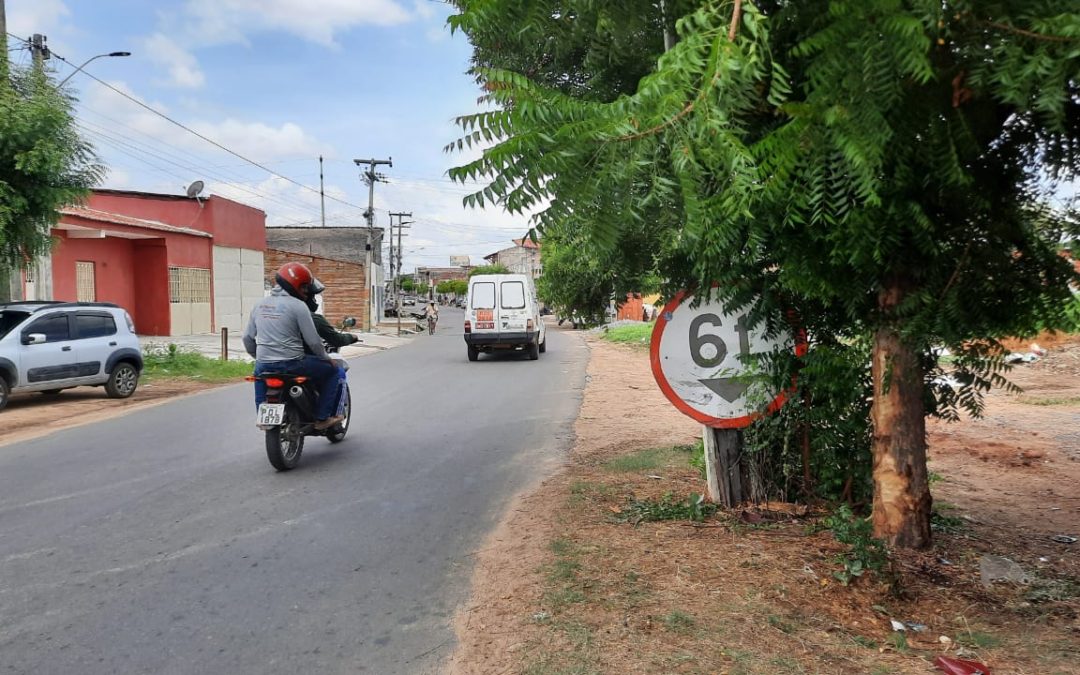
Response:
[650,289,803,428]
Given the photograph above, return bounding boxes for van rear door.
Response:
[470,279,497,333]
[498,278,529,333]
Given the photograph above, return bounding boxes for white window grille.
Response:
[168,267,211,303]
[76,261,96,302]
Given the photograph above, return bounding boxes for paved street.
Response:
[0,312,587,674]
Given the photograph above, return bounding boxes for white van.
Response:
[463,274,547,361]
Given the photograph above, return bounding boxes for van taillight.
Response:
[527,319,534,332]
[464,320,471,333]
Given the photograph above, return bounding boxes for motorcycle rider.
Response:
[243,262,342,430]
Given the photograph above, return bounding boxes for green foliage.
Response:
[614,492,717,524]
[1,60,104,269]
[449,0,1080,543]
[467,263,511,277]
[824,505,889,585]
[142,344,253,381]
[600,322,652,346]
[740,339,874,503]
[399,277,417,293]
[662,609,696,633]
[436,279,468,296]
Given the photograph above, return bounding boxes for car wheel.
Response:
[528,341,539,360]
[105,362,139,399]
[0,378,9,412]
[539,337,547,353]
[467,345,479,362]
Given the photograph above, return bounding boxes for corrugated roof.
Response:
[59,206,212,238]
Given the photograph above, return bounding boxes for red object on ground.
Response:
[935,656,990,674]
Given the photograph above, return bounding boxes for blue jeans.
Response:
[254,356,339,421]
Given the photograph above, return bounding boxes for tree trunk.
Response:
[870,277,932,549]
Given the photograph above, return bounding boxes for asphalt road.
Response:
[0,311,588,674]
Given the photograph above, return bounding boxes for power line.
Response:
[49,50,369,213]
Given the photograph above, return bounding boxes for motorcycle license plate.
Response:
[257,403,286,426]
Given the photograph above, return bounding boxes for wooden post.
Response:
[221,327,228,361]
[703,425,744,507]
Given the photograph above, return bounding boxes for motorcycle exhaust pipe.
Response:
[289,386,304,398]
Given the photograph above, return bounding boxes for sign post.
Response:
[650,289,800,506]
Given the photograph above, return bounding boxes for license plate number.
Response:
[257,403,286,426]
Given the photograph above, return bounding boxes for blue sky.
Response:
[6,0,528,271]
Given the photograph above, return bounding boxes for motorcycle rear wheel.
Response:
[266,406,305,471]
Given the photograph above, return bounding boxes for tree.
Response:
[450,0,1080,548]
[1,44,103,287]
[467,263,511,277]
[399,277,417,293]
[437,279,469,296]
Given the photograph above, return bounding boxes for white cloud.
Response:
[182,0,413,47]
[143,33,205,88]
[5,0,70,38]
[83,80,333,162]
[413,0,436,20]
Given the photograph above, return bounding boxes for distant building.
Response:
[265,226,384,331]
[483,238,542,278]
[20,189,266,336]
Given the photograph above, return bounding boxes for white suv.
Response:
[0,302,143,411]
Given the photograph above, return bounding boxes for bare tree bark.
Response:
[870,274,932,548]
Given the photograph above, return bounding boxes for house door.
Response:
[169,266,212,335]
[76,261,96,302]
[24,264,37,301]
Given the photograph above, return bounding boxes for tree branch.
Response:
[614,1,744,143]
[983,20,1073,43]
[729,0,743,43]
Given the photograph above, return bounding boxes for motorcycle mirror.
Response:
[341,317,357,328]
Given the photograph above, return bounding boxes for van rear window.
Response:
[500,281,526,309]
[471,282,496,309]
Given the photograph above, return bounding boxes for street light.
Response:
[57,51,131,87]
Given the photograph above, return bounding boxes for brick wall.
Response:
[265,248,370,330]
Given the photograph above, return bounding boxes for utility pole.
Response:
[353,157,392,331]
[319,156,326,227]
[393,218,411,335]
[29,33,50,69]
[388,211,411,302]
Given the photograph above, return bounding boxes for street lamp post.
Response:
[57,51,131,87]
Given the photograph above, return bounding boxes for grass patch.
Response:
[613,492,717,524]
[662,609,696,633]
[957,629,1002,649]
[142,344,252,382]
[931,509,967,534]
[1018,395,1080,406]
[600,323,653,347]
[603,444,699,473]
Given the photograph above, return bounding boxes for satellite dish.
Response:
[186,180,205,199]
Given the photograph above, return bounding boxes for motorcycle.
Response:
[250,340,354,471]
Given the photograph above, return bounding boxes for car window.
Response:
[500,281,526,309]
[471,282,496,309]
[76,313,117,339]
[0,310,31,339]
[24,313,71,342]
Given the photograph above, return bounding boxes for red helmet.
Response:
[275,262,314,299]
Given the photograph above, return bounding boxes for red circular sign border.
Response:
[649,289,807,429]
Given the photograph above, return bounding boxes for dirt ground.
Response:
[0,378,218,448]
[450,329,1080,674]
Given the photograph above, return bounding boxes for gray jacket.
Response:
[242,286,329,362]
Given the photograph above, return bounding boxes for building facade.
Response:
[483,238,542,278]
[265,227,383,331]
[21,189,266,336]
[264,248,369,331]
